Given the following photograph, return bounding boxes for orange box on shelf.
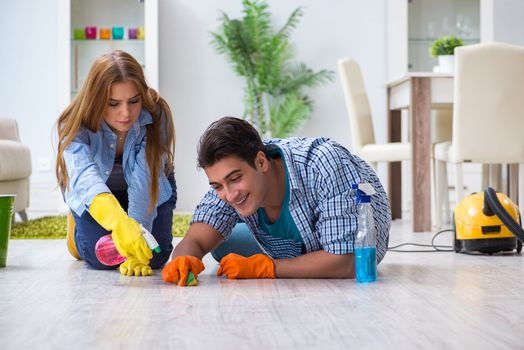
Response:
[100,28,111,40]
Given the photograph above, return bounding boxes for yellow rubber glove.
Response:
[217,253,275,279]
[89,193,152,265]
[162,256,205,286]
[119,257,152,276]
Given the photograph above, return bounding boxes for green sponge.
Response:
[186,271,198,286]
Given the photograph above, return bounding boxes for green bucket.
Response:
[0,195,15,268]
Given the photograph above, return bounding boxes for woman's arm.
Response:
[62,130,110,212]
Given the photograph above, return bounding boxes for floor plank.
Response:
[0,220,523,349]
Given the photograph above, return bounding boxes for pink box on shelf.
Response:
[85,26,97,39]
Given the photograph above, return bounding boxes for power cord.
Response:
[387,229,454,252]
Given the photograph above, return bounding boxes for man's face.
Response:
[205,153,268,217]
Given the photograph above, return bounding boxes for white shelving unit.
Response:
[407,0,480,72]
[70,40,145,94]
[387,0,480,79]
[57,0,158,109]
[387,0,524,80]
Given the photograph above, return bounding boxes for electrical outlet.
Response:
[38,157,51,172]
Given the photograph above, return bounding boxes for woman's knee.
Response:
[149,244,173,269]
[73,211,117,270]
[75,238,117,270]
[149,199,175,269]
[87,258,118,270]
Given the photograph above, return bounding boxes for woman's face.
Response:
[103,80,142,133]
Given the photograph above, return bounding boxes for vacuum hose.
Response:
[484,187,524,243]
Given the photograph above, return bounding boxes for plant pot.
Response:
[438,55,455,74]
[0,195,15,267]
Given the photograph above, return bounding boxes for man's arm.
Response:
[274,250,354,279]
[172,222,224,260]
[217,249,355,280]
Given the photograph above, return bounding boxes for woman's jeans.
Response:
[211,223,263,262]
[73,189,176,270]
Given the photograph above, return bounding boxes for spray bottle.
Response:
[95,225,159,265]
[94,226,197,285]
[95,225,198,286]
[354,183,377,283]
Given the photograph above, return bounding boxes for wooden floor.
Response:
[1,219,523,349]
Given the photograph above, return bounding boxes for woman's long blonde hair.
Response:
[55,50,175,211]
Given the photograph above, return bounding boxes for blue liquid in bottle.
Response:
[355,247,377,283]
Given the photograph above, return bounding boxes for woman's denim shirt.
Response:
[62,109,174,231]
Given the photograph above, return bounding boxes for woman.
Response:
[56,50,176,276]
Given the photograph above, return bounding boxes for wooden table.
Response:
[387,73,453,232]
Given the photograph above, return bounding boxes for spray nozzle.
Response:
[141,225,161,253]
[353,183,376,204]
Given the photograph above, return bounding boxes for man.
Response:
[162,117,390,286]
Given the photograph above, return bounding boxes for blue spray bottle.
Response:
[354,183,377,283]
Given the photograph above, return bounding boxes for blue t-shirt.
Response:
[257,148,303,244]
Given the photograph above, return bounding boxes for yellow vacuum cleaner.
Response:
[453,187,523,254]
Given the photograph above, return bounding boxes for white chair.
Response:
[338,58,411,218]
[0,117,32,221]
[434,42,524,223]
[431,109,452,227]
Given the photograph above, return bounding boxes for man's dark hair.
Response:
[197,116,267,169]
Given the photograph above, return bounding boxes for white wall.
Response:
[161,0,388,211]
[481,0,524,45]
[0,0,68,217]
[1,0,388,215]
[494,1,524,45]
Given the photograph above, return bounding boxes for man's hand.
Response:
[217,253,275,279]
[119,258,152,276]
[162,256,205,286]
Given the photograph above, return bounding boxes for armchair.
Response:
[0,117,32,221]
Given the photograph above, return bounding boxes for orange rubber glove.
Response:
[162,256,205,286]
[217,253,275,279]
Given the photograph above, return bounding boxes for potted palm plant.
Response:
[430,36,464,73]
[211,0,334,137]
